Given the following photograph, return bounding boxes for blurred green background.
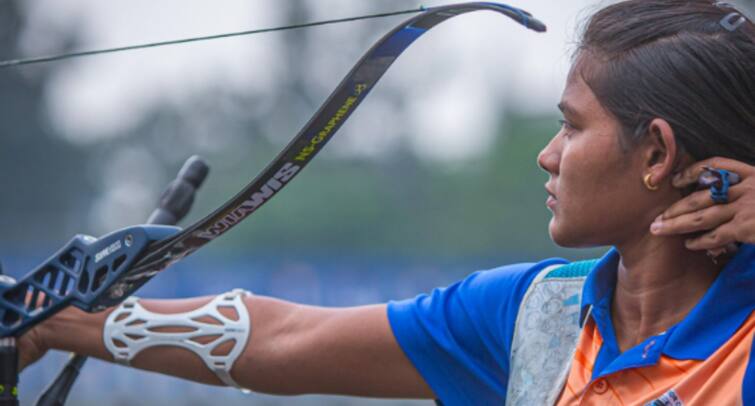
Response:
[1,0,752,404]
[0,0,602,262]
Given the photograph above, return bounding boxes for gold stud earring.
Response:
[644,173,659,191]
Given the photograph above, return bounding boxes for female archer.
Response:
[19,0,755,404]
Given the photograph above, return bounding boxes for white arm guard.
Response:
[103,289,251,391]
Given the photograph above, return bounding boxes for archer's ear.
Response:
[642,118,680,185]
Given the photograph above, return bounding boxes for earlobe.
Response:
[643,173,659,191]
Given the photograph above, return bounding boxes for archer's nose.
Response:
[537,135,561,175]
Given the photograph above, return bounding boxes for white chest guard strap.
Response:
[103,289,251,391]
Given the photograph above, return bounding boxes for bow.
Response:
[0,3,545,405]
[102,2,545,309]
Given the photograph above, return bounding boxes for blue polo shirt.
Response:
[387,246,755,405]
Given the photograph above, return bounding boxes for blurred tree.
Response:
[0,1,93,251]
[0,0,601,265]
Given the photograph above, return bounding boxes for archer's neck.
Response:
[611,234,723,352]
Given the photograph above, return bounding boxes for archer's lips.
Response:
[545,183,557,198]
[545,183,557,208]
[546,195,557,209]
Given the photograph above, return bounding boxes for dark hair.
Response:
[577,0,755,163]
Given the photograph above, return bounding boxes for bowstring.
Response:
[0,6,425,69]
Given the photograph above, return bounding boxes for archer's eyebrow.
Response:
[557,102,582,120]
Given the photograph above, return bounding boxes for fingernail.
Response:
[650,220,662,233]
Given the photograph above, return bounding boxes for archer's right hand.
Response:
[18,323,48,371]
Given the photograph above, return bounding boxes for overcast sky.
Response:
[16,0,602,164]
[9,0,755,236]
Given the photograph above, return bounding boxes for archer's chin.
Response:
[548,218,581,248]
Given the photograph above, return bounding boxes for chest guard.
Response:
[505,260,597,405]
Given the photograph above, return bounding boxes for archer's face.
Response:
[537,64,651,248]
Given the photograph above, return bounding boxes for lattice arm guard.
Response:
[103,289,251,391]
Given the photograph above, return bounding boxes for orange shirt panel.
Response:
[556,312,755,406]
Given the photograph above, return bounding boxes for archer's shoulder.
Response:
[466,258,570,287]
[454,258,571,306]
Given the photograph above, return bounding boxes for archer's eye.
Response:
[558,119,576,137]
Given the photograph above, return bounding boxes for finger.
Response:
[663,186,746,220]
[706,247,728,257]
[18,327,46,371]
[684,224,738,250]
[651,204,734,235]
[708,242,740,256]
[663,189,715,220]
[672,157,753,188]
